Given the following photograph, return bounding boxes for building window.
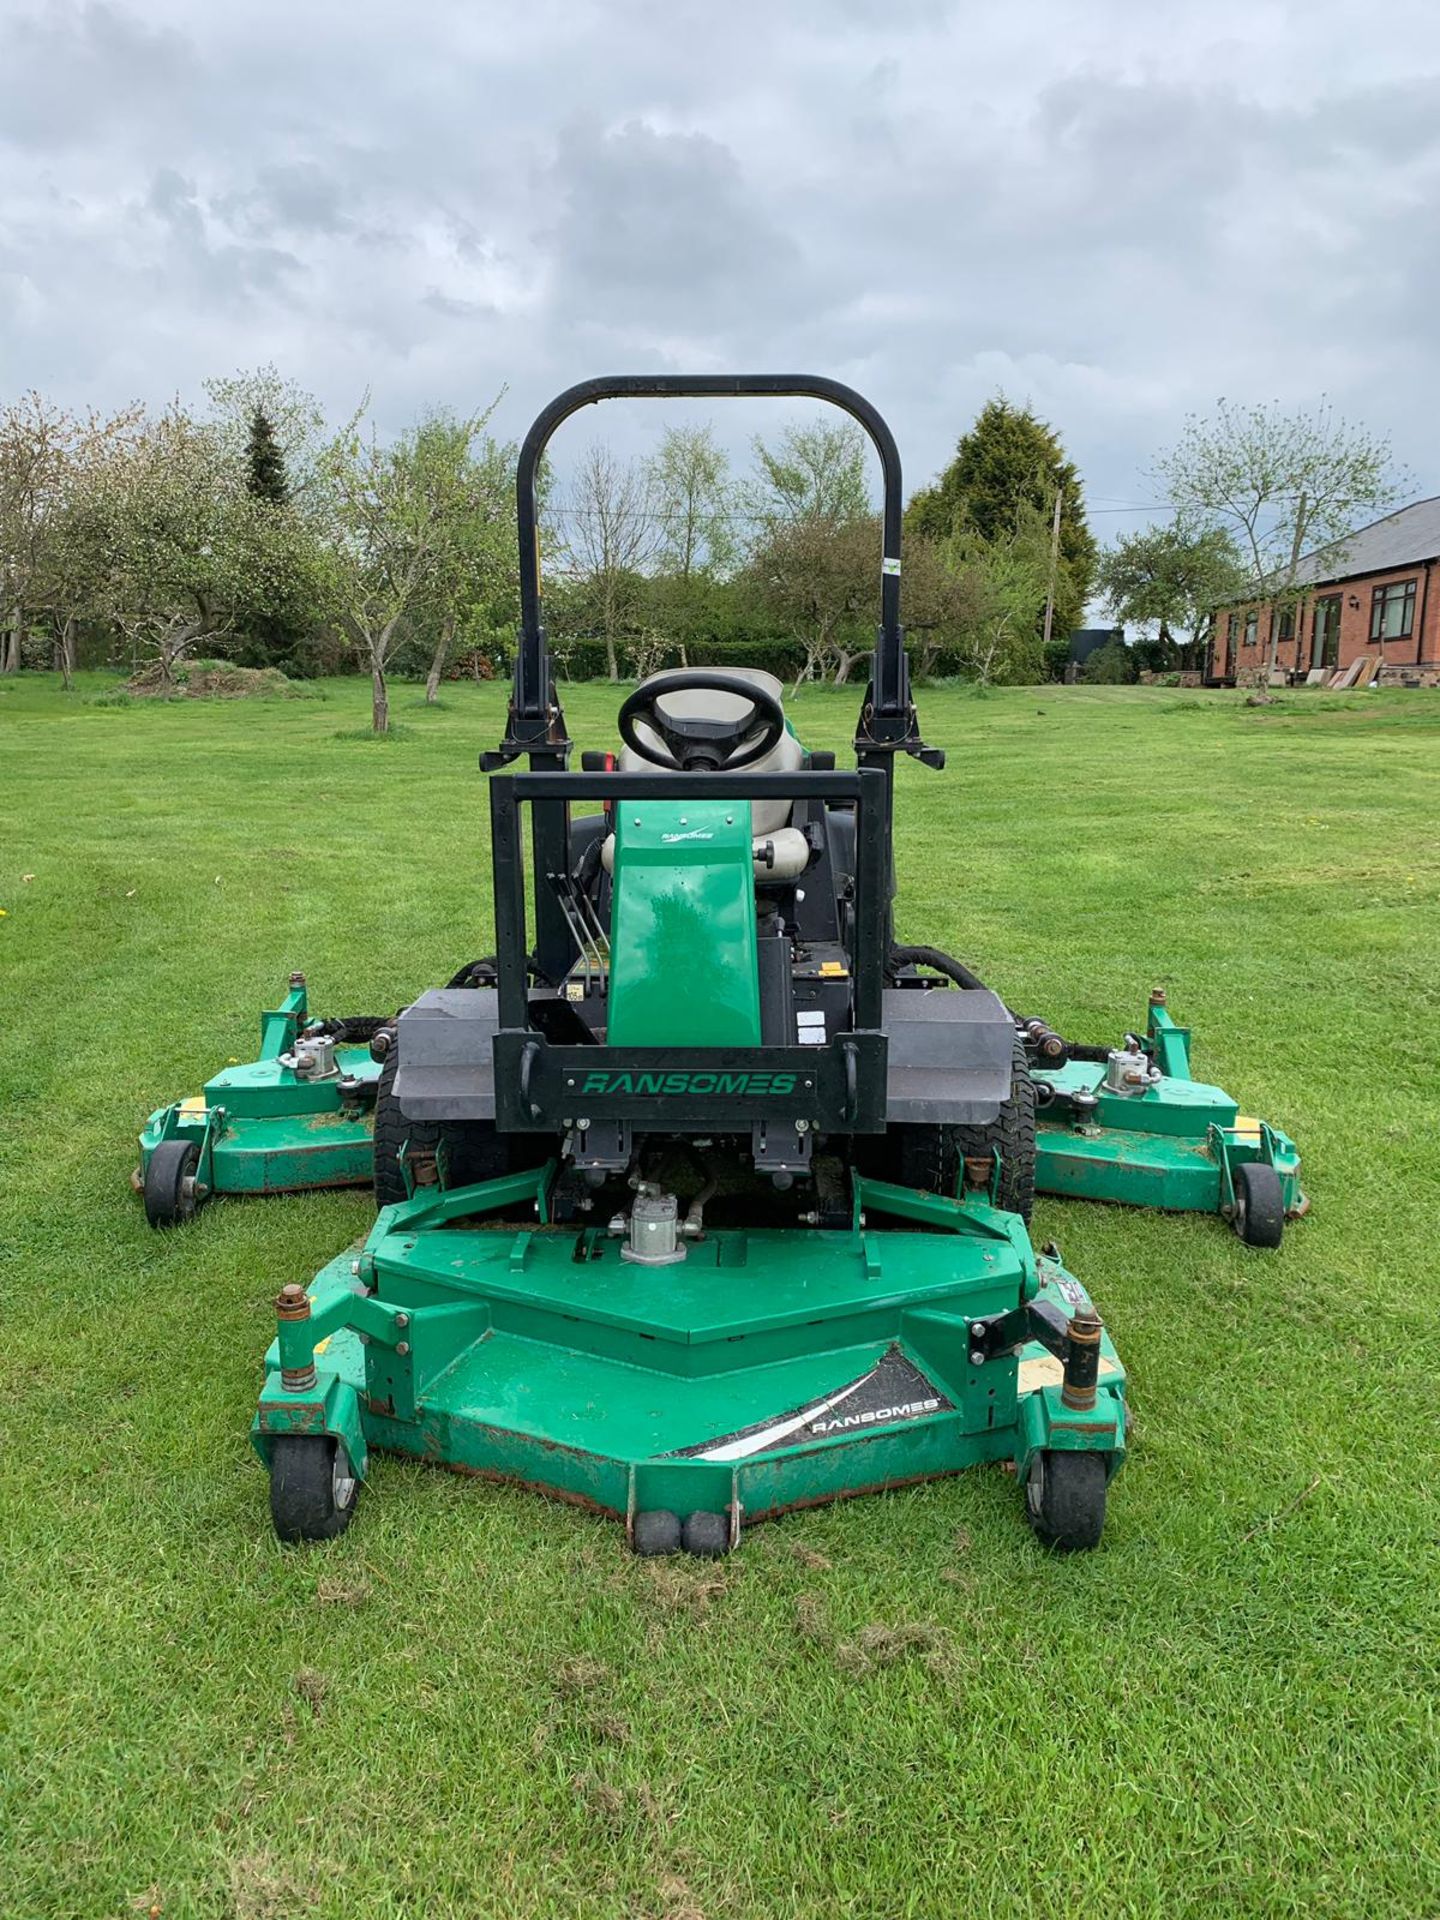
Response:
[1370,579,1416,642]
[1226,613,1238,644]
[1272,607,1295,644]
[1243,610,1258,648]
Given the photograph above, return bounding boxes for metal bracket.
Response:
[968,1297,1105,1412]
[752,1118,813,1177]
[567,1118,631,1174]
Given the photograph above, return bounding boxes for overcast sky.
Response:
[3,0,1437,538]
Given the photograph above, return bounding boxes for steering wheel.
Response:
[617,670,787,772]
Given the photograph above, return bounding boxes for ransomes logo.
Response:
[580,1071,797,1097]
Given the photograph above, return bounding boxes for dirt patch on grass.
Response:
[126,661,302,700]
[224,1849,319,1920]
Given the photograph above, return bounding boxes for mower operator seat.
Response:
[619,668,802,830]
[604,668,811,880]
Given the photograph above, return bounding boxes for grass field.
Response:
[2,671,1438,1920]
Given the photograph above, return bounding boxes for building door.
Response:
[1220,612,1237,680]
[1311,595,1341,671]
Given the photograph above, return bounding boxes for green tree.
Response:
[559,443,658,681]
[414,418,517,703]
[906,397,1095,635]
[245,407,290,505]
[649,424,735,578]
[646,423,737,666]
[746,421,869,530]
[0,393,129,675]
[944,505,1054,686]
[321,397,504,731]
[204,366,328,502]
[1096,523,1245,671]
[1153,397,1405,673]
[748,512,881,687]
[80,404,325,686]
[1082,640,1137,685]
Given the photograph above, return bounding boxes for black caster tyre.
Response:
[1232,1161,1284,1250]
[144,1139,201,1228]
[631,1509,683,1556]
[681,1510,731,1558]
[269,1435,359,1544]
[1026,1449,1107,1552]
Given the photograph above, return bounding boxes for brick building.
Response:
[1208,497,1440,688]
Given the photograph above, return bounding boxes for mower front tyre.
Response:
[1231,1161,1284,1250]
[631,1509,683,1556]
[681,1510,732,1558]
[1026,1449,1106,1552]
[144,1139,202,1228]
[269,1435,359,1544]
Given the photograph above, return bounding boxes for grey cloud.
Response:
[1,0,1436,533]
[2,1,200,148]
[543,120,803,341]
[223,162,354,238]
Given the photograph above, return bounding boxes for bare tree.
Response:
[1155,398,1406,673]
[561,443,658,680]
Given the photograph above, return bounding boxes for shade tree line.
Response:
[0,370,1404,729]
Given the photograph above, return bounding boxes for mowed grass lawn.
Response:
[2,672,1438,1920]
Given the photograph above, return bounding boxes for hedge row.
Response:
[550,636,813,682]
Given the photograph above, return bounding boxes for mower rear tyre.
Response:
[948,1034,1036,1222]
[1232,1161,1284,1249]
[372,1050,513,1210]
[269,1435,358,1543]
[1026,1448,1106,1552]
[144,1139,202,1228]
[882,1035,1036,1221]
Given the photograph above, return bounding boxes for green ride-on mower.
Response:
[134,376,1302,1556]
[249,374,1127,1557]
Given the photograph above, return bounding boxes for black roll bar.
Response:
[486,374,927,768]
[485,375,942,981]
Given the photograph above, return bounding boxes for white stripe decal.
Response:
[695,1367,880,1462]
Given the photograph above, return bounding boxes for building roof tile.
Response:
[1295,496,1440,586]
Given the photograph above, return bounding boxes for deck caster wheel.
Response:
[143,1140,201,1228]
[1232,1161,1284,1250]
[631,1509,683,1556]
[1026,1449,1106,1552]
[681,1510,731,1558]
[269,1435,358,1544]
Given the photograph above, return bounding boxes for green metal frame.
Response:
[1032,998,1305,1222]
[137,980,379,1200]
[252,1165,1126,1534]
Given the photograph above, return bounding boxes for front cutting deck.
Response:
[253,1171,1126,1531]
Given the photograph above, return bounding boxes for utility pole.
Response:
[1041,486,1063,652]
[1271,487,1307,676]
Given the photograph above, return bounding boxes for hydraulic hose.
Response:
[887,943,990,993]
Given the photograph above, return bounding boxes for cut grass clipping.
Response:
[1,673,1438,1919]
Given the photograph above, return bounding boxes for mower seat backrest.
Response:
[619,668,804,835]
